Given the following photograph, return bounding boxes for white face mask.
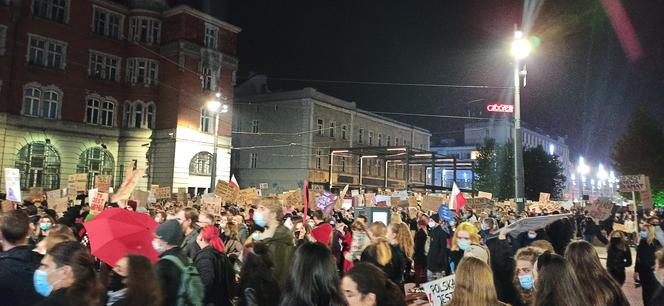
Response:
[152,240,166,254]
[428,221,436,228]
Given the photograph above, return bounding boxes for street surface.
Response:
[596,245,642,306]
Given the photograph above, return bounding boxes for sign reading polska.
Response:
[422,274,455,306]
[618,175,647,192]
[486,103,514,113]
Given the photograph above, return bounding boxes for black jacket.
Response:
[426,226,450,274]
[0,245,43,306]
[33,288,70,306]
[636,240,660,274]
[486,235,520,305]
[155,248,187,306]
[194,246,234,306]
[413,228,428,265]
[607,246,632,271]
[361,244,407,286]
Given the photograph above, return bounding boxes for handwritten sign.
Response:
[539,192,551,203]
[154,186,172,199]
[51,197,69,214]
[618,175,647,192]
[90,192,109,214]
[201,195,222,215]
[4,168,22,202]
[111,168,145,203]
[68,173,89,194]
[640,176,653,209]
[215,180,236,202]
[421,195,446,212]
[46,189,66,200]
[588,200,614,222]
[94,175,112,193]
[364,193,376,207]
[177,188,187,203]
[422,275,455,306]
[477,191,493,200]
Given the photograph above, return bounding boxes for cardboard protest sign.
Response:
[90,192,109,214]
[94,175,112,193]
[131,190,149,209]
[68,173,89,194]
[4,168,22,202]
[421,195,446,212]
[51,197,69,214]
[588,200,614,223]
[619,175,648,192]
[507,214,573,236]
[201,195,222,215]
[466,197,492,211]
[364,193,376,206]
[477,191,493,200]
[154,187,172,199]
[177,188,188,203]
[111,168,145,203]
[640,176,653,209]
[46,189,66,200]
[335,185,350,209]
[612,223,628,232]
[539,192,551,203]
[408,196,418,208]
[422,274,455,306]
[237,188,258,206]
[214,180,236,202]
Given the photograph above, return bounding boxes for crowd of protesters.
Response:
[0,192,663,306]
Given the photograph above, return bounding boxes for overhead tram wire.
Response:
[370,112,490,120]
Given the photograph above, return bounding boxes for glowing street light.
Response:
[206,93,229,190]
[577,157,590,204]
[511,29,533,212]
[511,31,533,60]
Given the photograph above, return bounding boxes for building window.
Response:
[132,101,143,128]
[15,141,60,190]
[204,23,218,49]
[76,147,114,189]
[387,135,391,147]
[358,128,364,144]
[123,101,131,127]
[21,83,62,119]
[89,50,121,81]
[0,25,7,56]
[251,120,259,133]
[200,108,212,133]
[85,94,116,127]
[189,152,212,176]
[123,101,155,128]
[378,134,382,146]
[316,149,322,169]
[368,131,374,146]
[341,125,348,140]
[395,137,399,146]
[146,102,155,129]
[32,0,69,23]
[27,34,66,70]
[329,122,336,138]
[340,157,346,172]
[201,66,218,91]
[249,153,257,169]
[317,119,324,135]
[126,58,158,86]
[92,6,123,39]
[128,16,161,44]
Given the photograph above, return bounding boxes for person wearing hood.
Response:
[426,214,451,280]
[251,197,294,288]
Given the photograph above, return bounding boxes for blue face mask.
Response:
[33,270,53,297]
[640,231,648,239]
[457,240,471,250]
[39,224,51,231]
[254,211,267,228]
[518,274,534,290]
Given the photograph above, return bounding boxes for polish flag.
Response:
[229,174,239,189]
[448,182,466,211]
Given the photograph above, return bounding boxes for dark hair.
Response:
[533,252,589,306]
[48,241,103,306]
[0,210,30,244]
[344,263,406,306]
[564,241,629,306]
[124,254,162,306]
[179,207,199,223]
[313,210,325,221]
[279,242,346,306]
[239,243,279,306]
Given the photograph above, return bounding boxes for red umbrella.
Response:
[84,208,159,266]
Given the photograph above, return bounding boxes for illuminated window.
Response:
[76,147,114,189]
[15,141,60,190]
[189,152,212,175]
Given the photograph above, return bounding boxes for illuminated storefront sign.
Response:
[486,103,514,113]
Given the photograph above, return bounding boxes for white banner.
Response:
[507,214,573,235]
[422,274,455,306]
[4,168,22,202]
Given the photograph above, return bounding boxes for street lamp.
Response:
[577,156,590,204]
[511,30,532,212]
[597,164,608,197]
[207,93,229,191]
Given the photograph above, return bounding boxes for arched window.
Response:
[15,141,61,190]
[146,102,156,129]
[22,83,62,119]
[76,147,114,189]
[189,151,212,176]
[123,101,132,127]
[133,101,144,128]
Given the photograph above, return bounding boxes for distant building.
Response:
[233,88,431,193]
[0,0,240,196]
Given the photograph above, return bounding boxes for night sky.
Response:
[184,0,664,164]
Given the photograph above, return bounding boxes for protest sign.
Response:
[355,194,365,207]
[51,197,69,214]
[201,195,222,215]
[539,192,551,203]
[612,223,628,232]
[154,186,172,199]
[375,195,391,207]
[364,193,376,206]
[438,205,454,222]
[237,188,258,206]
[392,190,409,200]
[214,180,236,202]
[422,275,455,306]
[94,175,112,193]
[131,190,149,208]
[111,168,145,203]
[588,200,614,223]
[47,189,66,200]
[336,185,350,209]
[4,168,22,202]
[507,214,573,236]
[317,192,338,213]
[477,191,493,200]
[618,175,648,192]
[90,192,109,214]
[68,173,88,195]
[466,197,492,210]
[408,196,418,208]
[88,189,98,203]
[177,188,187,203]
[422,195,446,212]
[640,176,653,209]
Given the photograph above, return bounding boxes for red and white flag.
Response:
[229,174,239,189]
[448,182,466,211]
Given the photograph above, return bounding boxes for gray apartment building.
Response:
[232,88,431,194]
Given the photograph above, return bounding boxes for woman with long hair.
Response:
[564,241,629,306]
[360,222,406,289]
[349,221,370,261]
[279,242,346,306]
[512,247,544,306]
[532,252,589,306]
[342,262,406,306]
[635,223,662,306]
[606,230,632,285]
[447,256,509,306]
[195,225,234,306]
[388,222,414,282]
[413,216,429,284]
[108,254,162,306]
[33,241,103,306]
[449,222,481,272]
[222,222,243,258]
[34,215,56,243]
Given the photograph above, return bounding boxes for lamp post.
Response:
[207,93,229,191]
[597,163,608,198]
[511,30,532,212]
[577,156,590,205]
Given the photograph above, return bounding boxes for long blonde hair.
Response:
[641,224,657,245]
[450,222,480,251]
[370,222,392,266]
[389,222,414,259]
[448,256,503,306]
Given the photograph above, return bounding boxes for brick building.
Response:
[0,0,240,196]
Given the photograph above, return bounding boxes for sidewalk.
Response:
[596,245,643,306]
